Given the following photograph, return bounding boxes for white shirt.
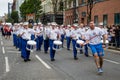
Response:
[85,27,104,45]
[71,29,79,40]
[77,27,86,38]
[21,28,35,40]
[49,29,58,40]
[43,27,51,40]
[65,29,72,37]
[59,28,65,35]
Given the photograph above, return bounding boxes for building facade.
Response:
[64,0,120,26]
[41,0,63,24]
[12,0,25,21]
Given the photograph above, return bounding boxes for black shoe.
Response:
[27,59,31,61]
[67,49,70,50]
[24,59,28,62]
[51,59,55,61]
[74,57,78,60]
[45,51,48,54]
[80,51,83,54]
[21,55,24,58]
[85,54,89,57]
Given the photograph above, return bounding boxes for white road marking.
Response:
[7,51,21,53]
[35,55,51,69]
[89,54,120,64]
[64,46,120,65]
[1,41,3,45]
[2,47,5,54]
[5,57,10,72]
[104,59,120,64]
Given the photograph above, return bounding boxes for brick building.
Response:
[64,0,120,26]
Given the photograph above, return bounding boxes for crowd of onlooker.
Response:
[0,23,12,39]
[107,25,120,48]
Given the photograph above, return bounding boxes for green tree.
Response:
[6,18,14,23]
[20,1,27,21]
[11,11,19,23]
[20,0,42,22]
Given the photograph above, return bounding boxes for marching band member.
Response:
[77,23,89,57]
[20,22,35,62]
[71,24,79,60]
[12,23,20,49]
[49,22,60,61]
[65,25,72,50]
[84,21,107,74]
[59,25,65,47]
[43,23,50,53]
[31,23,37,40]
[12,23,18,47]
[99,22,108,37]
[36,22,43,51]
[17,23,24,51]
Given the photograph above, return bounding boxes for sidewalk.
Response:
[108,46,120,51]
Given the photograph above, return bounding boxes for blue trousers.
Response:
[84,44,88,55]
[36,36,43,50]
[61,34,64,47]
[31,34,35,40]
[18,37,22,50]
[21,39,30,60]
[16,36,19,48]
[13,34,16,46]
[66,36,71,49]
[72,39,78,58]
[44,39,49,52]
[49,39,56,59]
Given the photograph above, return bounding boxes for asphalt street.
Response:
[0,35,120,80]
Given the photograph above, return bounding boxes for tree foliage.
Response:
[20,0,42,22]
[11,11,19,23]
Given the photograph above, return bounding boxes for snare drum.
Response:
[53,40,62,51]
[26,40,36,52]
[76,40,85,50]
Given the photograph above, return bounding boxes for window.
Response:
[94,15,98,26]
[114,13,120,25]
[103,14,108,26]
[81,0,85,3]
[80,0,86,6]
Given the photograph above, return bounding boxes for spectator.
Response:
[114,25,120,47]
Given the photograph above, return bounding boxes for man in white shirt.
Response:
[49,23,60,61]
[43,24,50,53]
[84,21,107,74]
[59,25,65,47]
[65,25,72,50]
[20,22,35,62]
[77,23,89,56]
[71,24,79,60]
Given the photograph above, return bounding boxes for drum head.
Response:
[101,40,109,44]
[76,40,84,44]
[27,40,36,45]
[53,40,62,45]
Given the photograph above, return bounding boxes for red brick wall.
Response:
[64,0,120,26]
